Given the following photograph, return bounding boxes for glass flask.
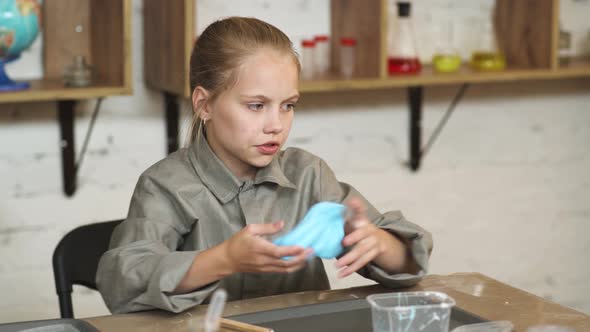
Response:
[470,21,505,71]
[432,19,461,73]
[388,1,421,75]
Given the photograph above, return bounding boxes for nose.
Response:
[263,107,283,135]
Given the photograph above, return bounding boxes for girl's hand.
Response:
[335,198,401,278]
[223,221,313,274]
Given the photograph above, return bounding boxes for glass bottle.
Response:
[432,19,461,73]
[64,55,93,87]
[470,21,505,71]
[388,1,421,75]
[558,24,572,66]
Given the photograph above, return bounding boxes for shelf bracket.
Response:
[57,100,77,197]
[165,92,180,154]
[407,86,423,171]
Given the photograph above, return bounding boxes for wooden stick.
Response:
[219,318,273,332]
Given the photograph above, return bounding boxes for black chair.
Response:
[52,219,123,318]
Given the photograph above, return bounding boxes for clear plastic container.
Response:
[340,37,356,79]
[301,39,316,80]
[314,35,330,78]
[367,291,455,332]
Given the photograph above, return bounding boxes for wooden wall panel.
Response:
[144,0,189,95]
[494,0,554,69]
[43,0,92,80]
[331,0,383,79]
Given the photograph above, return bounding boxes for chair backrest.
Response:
[52,219,123,318]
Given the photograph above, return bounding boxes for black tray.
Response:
[0,319,99,332]
[229,298,487,332]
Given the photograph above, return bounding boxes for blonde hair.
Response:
[187,17,301,144]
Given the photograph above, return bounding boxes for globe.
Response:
[0,0,41,91]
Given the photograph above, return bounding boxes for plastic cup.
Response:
[367,291,456,332]
[301,39,316,80]
[339,37,356,79]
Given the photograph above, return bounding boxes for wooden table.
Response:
[84,273,590,331]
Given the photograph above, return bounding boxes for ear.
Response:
[191,86,211,120]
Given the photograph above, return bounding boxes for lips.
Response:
[256,141,280,155]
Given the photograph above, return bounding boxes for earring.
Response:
[202,117,208,125]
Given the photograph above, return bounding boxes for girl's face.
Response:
[203,49,299,179]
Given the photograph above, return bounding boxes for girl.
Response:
[97,17,432,314]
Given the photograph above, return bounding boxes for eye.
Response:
[282,103,297,112]
[247,103,264,111]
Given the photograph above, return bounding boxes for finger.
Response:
[244,254,276,271]
[245,221,284,236]
[267,249,314,272]
[338,248,379,278]
[265,251,312,271]
[254,238,306,258]
[342,226,373,247]
[345,199,370,231]
[276,248,314,268]
[265,248,311,267]
[272,245,307,259]
[345,197,367,221]
[336,237,376,268]
[251,248,308,270]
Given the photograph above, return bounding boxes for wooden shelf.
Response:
[0,79,132,103]
[143,0,590,172]
[557,56,590,72]
[144,0,590,97]
[42,0,133,95]
[0,0,133,105]
[300,57,590,93]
